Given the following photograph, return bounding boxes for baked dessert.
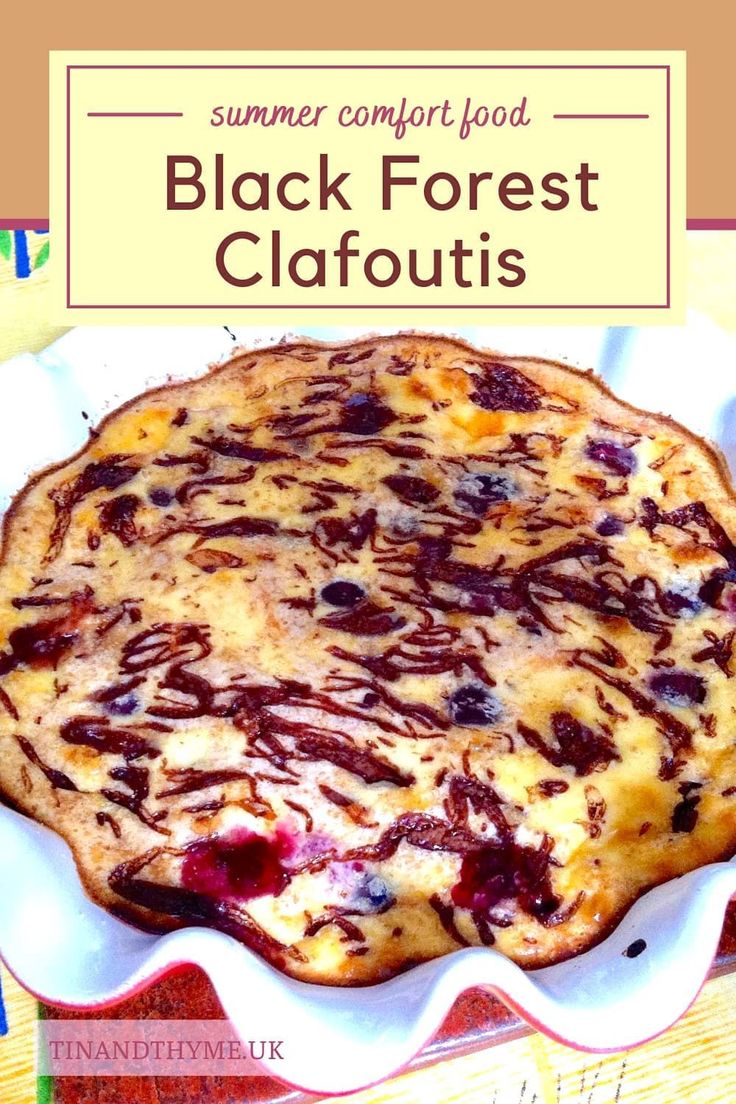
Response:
[1,334,736,984]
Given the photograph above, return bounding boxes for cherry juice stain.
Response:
[451,837,560,923]
[181,826,297,901]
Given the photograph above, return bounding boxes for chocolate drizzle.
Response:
[98,495,140,545]
[641,498,736,568]
[60,716,160,761]
[47,456,139,560]
[15,734,77,791]
[468,362,542,413]
[319,600,406,636]
[517,712,620,776]
[0,590,93,676]
[108,847,301,966]
[191,434,295,463]
[572,653,693,758]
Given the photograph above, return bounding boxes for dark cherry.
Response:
[0,618,79,676]
[662,584,704,618]
[382,474,439,505]
[596,515,625,536]
[451,838,560,921]
[455,472,516,515]
[671,784,702,833]
[181,827,294,902]
[353,874,395,913]
[320,580,366,607]
[149,488,174,507]
[339,393,396,436]
[448,685,502,727]
[699,568,736,609]
[649,670,706,708]
[106,694,140,717]
[585,439,637,477]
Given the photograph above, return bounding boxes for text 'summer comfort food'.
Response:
[1,335,736,984]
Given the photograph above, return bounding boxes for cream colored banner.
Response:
[50,51,685,324]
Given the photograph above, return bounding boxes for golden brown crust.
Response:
[4,333,735,562]
[2,332,736,984]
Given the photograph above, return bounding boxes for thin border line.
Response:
[65,62,673,311]
[666,65,671,309]
[552,113,650,119]
[86,112,183,118]
[66,303,670,310]
[11,221,732,230]
[9,221,733,230]
[66,64,71,306]
[68,64,671,71]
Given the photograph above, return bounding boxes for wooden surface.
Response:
[4,962,736,1104]
[0,967,37,1104]
[1,232,736,1104]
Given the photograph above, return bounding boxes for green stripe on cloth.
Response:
[37,1004,54,1104]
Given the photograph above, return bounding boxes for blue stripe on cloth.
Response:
[0,970,8,1035]
[13,230,31,279]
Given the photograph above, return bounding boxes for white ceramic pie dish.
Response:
[1,320,736,1095]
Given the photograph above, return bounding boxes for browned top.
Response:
[2,333,736,984]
